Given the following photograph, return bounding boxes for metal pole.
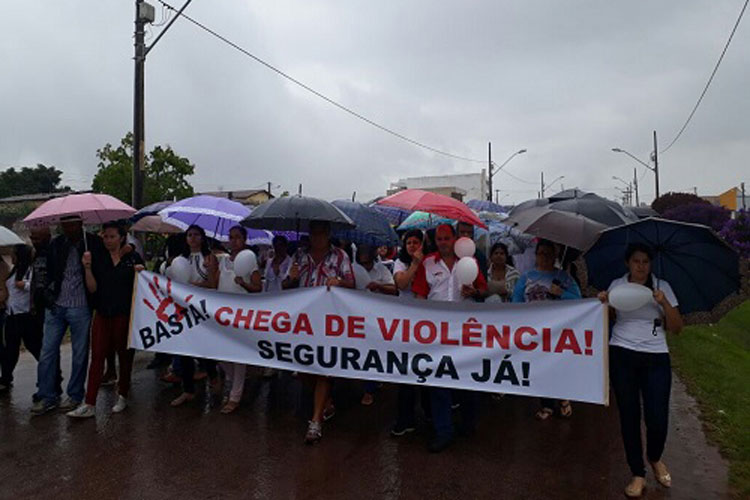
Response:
[652,130,660,199]
[132,0,146,208]
[267,181,272,197]
[633,167,639,206]
[487,142,492,201]
[540,172,545,198]
[742,182,746,210]
[495,189,499,204]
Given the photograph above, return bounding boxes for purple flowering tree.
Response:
[720,210,750,258]
[662,203,731,233]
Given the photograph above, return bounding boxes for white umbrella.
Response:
[0,226,25,246]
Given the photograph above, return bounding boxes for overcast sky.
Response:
[1,1,748,205]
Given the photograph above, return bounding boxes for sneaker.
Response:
[58,397,81,412]
[390,422,416,437]
[30,399,58,416]
[112,395,128,413]
[322,404,336,422]
[304,421,322,444]
[67,404,96,418]
[428,435,454,453]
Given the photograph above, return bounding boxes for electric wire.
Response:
[155,0,486,163]
[661,0,749,153]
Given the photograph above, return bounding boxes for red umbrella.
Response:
[376,189,487,229]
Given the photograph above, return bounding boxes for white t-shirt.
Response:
[608,274,679,354]
[217,252,257,294]
[263,255,291,292]
[188,252,209,283]
[353,261,394,291]
[393,258,414,299]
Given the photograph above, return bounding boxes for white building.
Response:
[388,171,488,201]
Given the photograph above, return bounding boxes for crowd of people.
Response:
[0,215,682,497]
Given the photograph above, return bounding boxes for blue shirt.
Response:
[512,269,581,303]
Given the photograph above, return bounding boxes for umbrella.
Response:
[397,211,455,231]
[369,203,412,226]
[0,226,25,246]
[24,193,136,226]
[548,188,589,202]
[547,194,637,227]
[331,200,399,247]
[241,195,355,232]
[466,199,511,214]
[504,205,607,250]
[131,215,181,234]
[376,189,487,229]
[584,217,740,313]
[158,195,269,244]
[130,200,173,223]
[509,198,549,216]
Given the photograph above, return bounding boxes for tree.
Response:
[92,133,195,206]
[651,191,708,214]
[662,203,731,232]
[720,210,750,258]
[0,164,70,198]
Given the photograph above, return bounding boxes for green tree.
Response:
[0,164,70,198]
[92,133,195,206]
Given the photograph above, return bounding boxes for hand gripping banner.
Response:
[130,271,609,404]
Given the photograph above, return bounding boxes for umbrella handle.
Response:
[82,223,88,253]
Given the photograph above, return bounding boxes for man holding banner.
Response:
[283,220,354,444]
[412,224,487,452]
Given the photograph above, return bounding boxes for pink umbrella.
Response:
[24,193,136,226]
[376,189,487,229]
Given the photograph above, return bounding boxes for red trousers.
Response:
[85,314,134,405]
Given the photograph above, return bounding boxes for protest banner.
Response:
[130,271,609,404]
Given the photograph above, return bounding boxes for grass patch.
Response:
[668,300,750,498]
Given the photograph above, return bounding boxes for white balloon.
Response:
[455,256,479,285]
[608,283,653,312]
[454,237,476,259]
[233,249,257,279]
[169,256,191,284]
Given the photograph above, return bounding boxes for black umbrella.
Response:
[585,218,740,314]
[549,194,638,226]
[240,195,355,232]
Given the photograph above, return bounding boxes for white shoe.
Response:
[66,404,96,418]
[112,395,128,413]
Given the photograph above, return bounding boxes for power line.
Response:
[155,0,486,164]
[662,0,749,154]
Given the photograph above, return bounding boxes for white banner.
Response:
[130,271,609,404]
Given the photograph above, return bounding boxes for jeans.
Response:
[0,312,43,385]
[430,388,477,439]
[37,306,92,404]
[610,345,672,477]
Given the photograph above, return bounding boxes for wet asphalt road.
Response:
[0,346,729,499]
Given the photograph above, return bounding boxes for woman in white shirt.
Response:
[392,229,424,299]
[213,226,261,413]
[263,236,291,293]
[598,243,683,498]
[0,245,38,391]
[484,242,521,303]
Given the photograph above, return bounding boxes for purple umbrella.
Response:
[158,195,272,245]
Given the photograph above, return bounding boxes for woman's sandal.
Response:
[220,400,239,414]
[170,393,195,407]
[559,400,573,418]
[535,407,554,420]
[650,461,672,488]
[624,476,646,497]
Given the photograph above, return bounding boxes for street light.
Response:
[611,138,660,199]
[612,176,633,206]
[540,174,564,198]
[487,147,527,201]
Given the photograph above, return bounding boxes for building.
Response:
[387,171,488,202]
[198,189,274,206]
[703,185,747,211]
[0,190,87,231]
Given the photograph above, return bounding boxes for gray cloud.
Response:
[1,0,748,205]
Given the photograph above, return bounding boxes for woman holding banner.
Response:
[171,225,219,407]
[512,239,581,420]
[598,243,682,498]
[214,226,261,414]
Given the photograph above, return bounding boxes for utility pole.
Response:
[495,189,499,204]
[633,167,639,206]
[487,142,492,201]
[267,181,272,197]
[742,182,746,210]
[540,172,544,198]
[652,130,660,199]
[132,0,148,209]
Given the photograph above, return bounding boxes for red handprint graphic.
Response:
[143,275,193,322]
